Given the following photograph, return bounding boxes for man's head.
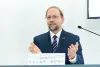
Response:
[45,6,64,33]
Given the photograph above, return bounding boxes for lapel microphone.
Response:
[62,37,65,39]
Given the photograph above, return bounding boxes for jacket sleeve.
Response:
[75,36,84,64]
[33,37,40,49]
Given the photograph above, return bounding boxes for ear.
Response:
[61,17,64,24]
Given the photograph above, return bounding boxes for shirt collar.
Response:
[50,28,62,38]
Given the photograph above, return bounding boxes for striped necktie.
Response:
[52,35,57,53]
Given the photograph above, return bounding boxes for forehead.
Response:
[47,8,60,16]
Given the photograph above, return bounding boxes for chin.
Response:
[50,28,57,31]
[49,26,58,31]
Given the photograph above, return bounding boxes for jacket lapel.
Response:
[56,29,69,53]
[46,31,52,53]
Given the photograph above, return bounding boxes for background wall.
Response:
[0,0,100,65]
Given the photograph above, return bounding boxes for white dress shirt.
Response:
[50,29,77,63]
[50,29,62,46]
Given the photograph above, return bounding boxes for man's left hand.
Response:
[68,42,79,60]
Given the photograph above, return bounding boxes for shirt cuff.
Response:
[69,54,77,63]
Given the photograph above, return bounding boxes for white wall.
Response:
[0,0,100,65]
[67,0,100,64]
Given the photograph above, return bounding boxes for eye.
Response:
[47,16,51,19]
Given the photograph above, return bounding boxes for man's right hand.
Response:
[28,43,41,54]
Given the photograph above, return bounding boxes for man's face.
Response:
[46,8,64,31]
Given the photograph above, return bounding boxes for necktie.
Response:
[52,35,57,53]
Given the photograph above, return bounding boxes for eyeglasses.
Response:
[46,15,61,20]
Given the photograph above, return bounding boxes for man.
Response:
[29,6,84,64]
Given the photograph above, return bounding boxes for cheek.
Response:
[61,19,64,24]
[61,22,63,24]
[58,20,63,25]
[56,22,62,27]
[46,21,49,24]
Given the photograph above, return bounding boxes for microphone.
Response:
[78,26,82,29]
[78,25,100,36]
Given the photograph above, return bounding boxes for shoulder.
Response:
[63,30,80,40]
[33,32,49,40]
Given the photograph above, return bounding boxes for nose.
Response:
[49,18,54,22]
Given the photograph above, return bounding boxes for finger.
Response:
[31,43,40,51]
[70,44,73,48]
[75,42,79,48]
[30,48,33,52]
[69,46,73,52]
[29,47,33,53]
[28,45,33,51]
[29,43,36,50]
[71,44,76,50]
[29,46,32,50]
[68,48,71,54]
[68,48,69,53]
[31,42,38,49]
[70,44,76,51]
[71,44,75,49]
[69,47,74,53]
[31,42,35,46]
[68,48,71,56]
[74,42,78,52]
[69,45,72,49]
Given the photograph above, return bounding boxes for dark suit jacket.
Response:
[33,30,84,64]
